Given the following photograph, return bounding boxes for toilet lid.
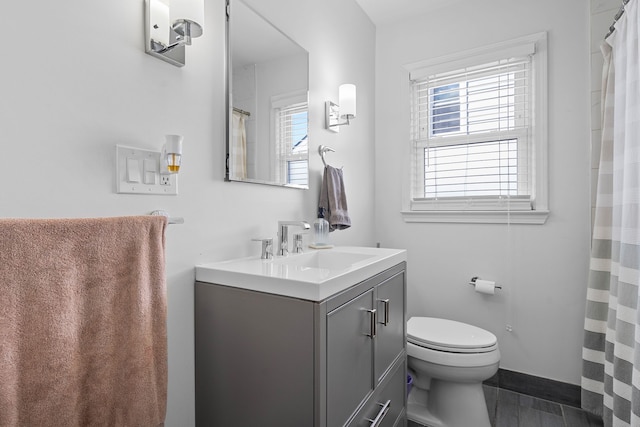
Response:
[407,317,497,353]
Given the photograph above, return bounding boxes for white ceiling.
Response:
[354,0,461,26]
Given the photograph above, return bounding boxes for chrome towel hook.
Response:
[318,145,335,167]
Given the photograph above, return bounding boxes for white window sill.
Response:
[401,209,549,224]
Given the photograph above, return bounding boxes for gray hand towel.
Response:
[319,165,351,231]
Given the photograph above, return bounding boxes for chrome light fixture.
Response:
[145,0,204,67]
[325,84,357,132]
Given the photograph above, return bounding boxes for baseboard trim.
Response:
[483,368,581,408]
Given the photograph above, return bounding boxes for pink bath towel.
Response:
[0,216,168,427]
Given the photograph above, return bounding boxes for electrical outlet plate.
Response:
[116,145,178,195]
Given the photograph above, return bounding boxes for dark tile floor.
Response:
[407,386,603,427]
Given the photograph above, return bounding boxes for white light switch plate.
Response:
[116,145,178,195]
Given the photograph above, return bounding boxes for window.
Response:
[403,33,548,224]
[272,91,309,187]
[278,104,308,186]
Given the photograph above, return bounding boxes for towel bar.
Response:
[150,210,184,224]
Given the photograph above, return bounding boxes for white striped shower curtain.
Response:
[231,110,247,179]
[582,1,640,425]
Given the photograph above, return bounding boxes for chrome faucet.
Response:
[277,221,310,256]
[252,238,274,259]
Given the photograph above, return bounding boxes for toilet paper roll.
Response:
[474,279,496,295]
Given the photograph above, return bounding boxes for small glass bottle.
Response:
[313,208,330,247]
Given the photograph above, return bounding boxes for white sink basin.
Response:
[271,250,375,270]
[195,246,406,301]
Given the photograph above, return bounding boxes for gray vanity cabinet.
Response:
[195,262,406,427]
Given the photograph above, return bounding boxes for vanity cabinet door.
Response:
[375,271,406,383]
[327,289,375,427]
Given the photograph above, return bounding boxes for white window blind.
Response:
[410,55,533,211]
[275,101,308,186]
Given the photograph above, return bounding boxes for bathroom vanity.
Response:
[195,247,407,427]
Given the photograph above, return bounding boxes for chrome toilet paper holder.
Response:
[469,276,502,289]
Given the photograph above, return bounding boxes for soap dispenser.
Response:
[312,208,330,248]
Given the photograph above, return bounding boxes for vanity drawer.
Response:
[349,356,406,427]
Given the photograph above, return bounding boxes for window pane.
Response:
[424,139,519,198]
[431,84,460,135]
[465,72,517,133]
[425,61,528,138]
[288,160,308,185]
[290,111,308,154]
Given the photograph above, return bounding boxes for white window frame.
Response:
[402,32,549,224]
[270,90,309,188]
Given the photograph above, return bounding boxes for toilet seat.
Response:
[407,317,497,354]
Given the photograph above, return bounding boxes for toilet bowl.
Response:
[406,317,500,427]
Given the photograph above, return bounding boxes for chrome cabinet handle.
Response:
[365,308,377,338]
[365,400,391,427]
[377,299,390,325]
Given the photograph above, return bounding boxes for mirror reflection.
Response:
[226,0,309,188]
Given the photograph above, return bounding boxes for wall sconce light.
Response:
[325,84,357,133]
[145,0,204,67]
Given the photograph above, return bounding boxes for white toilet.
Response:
[406,317,500,427]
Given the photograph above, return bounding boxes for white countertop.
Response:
[195,246,407,301]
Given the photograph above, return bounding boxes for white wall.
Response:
[0,0,375,425]
[374,0,592,385]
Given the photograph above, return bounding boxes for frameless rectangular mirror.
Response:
[225,0,309,188]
